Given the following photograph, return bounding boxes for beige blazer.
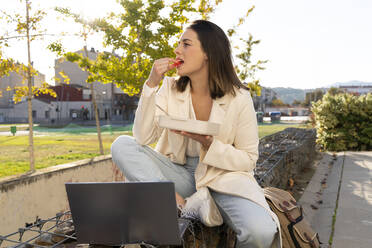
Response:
[133,77,281,247]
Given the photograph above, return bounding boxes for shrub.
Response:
[311,92,372,151]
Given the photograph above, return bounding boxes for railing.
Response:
[0,212,75,248]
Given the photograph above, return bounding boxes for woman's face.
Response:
[174,28,208,77]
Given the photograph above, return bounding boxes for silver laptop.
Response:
[65,182,188,246]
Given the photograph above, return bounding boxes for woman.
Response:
[111,20,281,248]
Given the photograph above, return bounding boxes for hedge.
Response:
[311,92,372,151]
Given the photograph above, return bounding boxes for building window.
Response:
[45,110,50,118]
[83,94,90,100]
[32,110,36,118]
[70,110,78,119]
[83,89,91,100]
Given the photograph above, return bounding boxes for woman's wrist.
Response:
[146,79,159,88]
[202,136,213,150]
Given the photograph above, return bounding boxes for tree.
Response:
[271,98,287,107]
[50,7,105,155]
[0,0,55,172]
[327,87,345,96]
[292,99,302,106]
[81,0,223,95]
[0,51,17,98]
[0,52,16,79]
[51,1,264,99]
[227,6,267,97]
[50,0,264,99]
[304,89,324,107]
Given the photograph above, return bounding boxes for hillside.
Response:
[268,81,371,104]
[270,87,306,104]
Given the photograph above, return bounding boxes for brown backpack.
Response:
[264,187,321,248]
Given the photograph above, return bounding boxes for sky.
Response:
[1,0,372,89]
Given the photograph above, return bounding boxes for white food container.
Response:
[158,115,220,136]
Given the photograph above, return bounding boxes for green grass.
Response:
[0,123,308,178]
[0,131,132,178]
[258,122,309,138]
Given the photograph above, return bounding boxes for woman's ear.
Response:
[203,53,208,61]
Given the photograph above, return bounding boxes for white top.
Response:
[143,83,201,156]
[187,94,201,156]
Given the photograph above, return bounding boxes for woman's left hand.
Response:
[171,130,213,150]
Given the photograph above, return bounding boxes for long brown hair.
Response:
[176,20,247,99]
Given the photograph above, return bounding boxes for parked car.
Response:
[269,111,281,122]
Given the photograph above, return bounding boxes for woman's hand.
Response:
[171,130,213,150]
[175,192,186,209]
[146,58,177,88]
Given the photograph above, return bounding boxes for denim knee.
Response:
[111,135,138,167]
[111,135,136,155]
[237,219,277,248]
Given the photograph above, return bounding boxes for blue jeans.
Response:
[111,135,277,248]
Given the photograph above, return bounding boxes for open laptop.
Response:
[65,182,190,246]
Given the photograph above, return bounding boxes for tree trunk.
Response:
[26,0,35,172]
[83,45,104,155]
[90,83,104,155]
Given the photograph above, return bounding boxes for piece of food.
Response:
[172,59,183,67]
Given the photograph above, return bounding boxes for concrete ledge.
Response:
[0,154,124,238]
[0,154,113,193]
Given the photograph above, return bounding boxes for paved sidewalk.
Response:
[299,151,372,248]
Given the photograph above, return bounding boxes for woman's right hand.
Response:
[146,58,177,88]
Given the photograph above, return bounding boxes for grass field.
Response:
[0,123,308,178]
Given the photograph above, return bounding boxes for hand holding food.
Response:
[146,58,183,88]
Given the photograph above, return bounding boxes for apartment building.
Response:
[0,69,46,123]
[252,87,278,112]
[54,47,138,122]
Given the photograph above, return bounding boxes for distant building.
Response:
[0,98,54,123]
[336,82,372,95]
[35,84,92,124]
[0,70,45,108]
[54,47,138,122]
[253,87,278,112]
[0,69,46,123]
[265,107,309,116]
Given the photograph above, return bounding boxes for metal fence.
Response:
[255,127,316,188]
[0,212,75,248]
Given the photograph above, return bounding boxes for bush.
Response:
[311,92,372,151]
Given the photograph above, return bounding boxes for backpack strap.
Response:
[287,213,303,248]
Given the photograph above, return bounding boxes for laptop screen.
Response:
[65,182,181,246]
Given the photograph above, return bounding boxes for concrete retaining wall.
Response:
[0,155,124,237]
